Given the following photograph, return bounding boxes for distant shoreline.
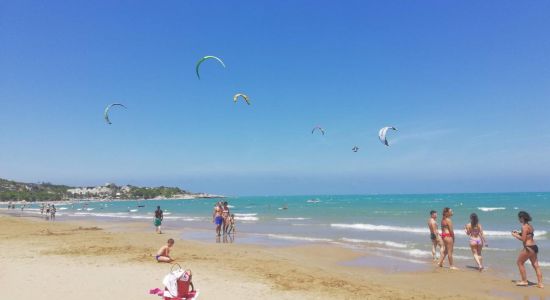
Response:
[1,193,226,204]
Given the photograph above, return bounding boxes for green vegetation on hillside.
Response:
[0,179,70,201]
[128,186,188,199]
[0,178,192,202]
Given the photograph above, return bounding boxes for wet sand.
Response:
[0,215,547,299]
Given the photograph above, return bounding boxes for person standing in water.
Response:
[428,210,444,261]
[212,202,223,236]
[50,204,57,221]
[222,202,230,235]
[45,204,51,220]
[512,211,543,288]
[154,206,164,234]
[465,213,487,271]
[227,214,236,235]
[438,207,458,270]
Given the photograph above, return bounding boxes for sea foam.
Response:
[234,213,259,221]
[341,238,408,249]
[331,223,426,234]
[267,234,332,243]
[536,261,550,267]
[330,223,546,238]
[478,207,506,212]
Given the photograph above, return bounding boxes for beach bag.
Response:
[164,264,197,300]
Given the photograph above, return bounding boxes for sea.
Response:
[2,192,549,282]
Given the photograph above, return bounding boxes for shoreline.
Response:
[2,197,549,285]
[0,194,226,205]
[1,213,547,299]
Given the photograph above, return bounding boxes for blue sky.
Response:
[1,1,549,195]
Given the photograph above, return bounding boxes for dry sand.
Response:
[0,215,547,299]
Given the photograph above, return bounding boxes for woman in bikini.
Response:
[465,213,487,271]
[512,211,543,288]
[438,207,458,270]
[222,202,230,235]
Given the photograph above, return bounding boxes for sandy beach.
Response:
[0,214,547,300]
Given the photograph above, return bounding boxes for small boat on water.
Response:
[306,199,321,203]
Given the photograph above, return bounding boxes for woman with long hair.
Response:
[438,207,458,270]
[465,213,487,271]
[512,211,543,288]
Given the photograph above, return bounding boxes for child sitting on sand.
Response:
[155,238,174,263]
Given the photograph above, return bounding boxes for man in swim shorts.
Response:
[155,238,174,263]
[428,210,444,261]
[154,206,164,234]
[213,202,223,236]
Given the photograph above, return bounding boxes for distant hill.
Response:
[0,178,214,202]
[0,178,72,202]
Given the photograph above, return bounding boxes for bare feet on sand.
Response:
[515,281,528,287]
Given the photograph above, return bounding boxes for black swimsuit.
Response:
[526,245,539,254]
[520,228,538,254]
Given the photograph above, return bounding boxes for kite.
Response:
[233,93,251,105]
[196,56,226,79]
[104,103,127,125]
[311,126,325,135]
[378,126,397,146]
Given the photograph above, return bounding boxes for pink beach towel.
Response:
[149,288,199,300]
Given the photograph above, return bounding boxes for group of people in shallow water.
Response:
[40,203,57,220]
[212,201,235,237]
[428,208,543,288]
[6,202,57,220]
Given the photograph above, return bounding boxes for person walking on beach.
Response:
[438,207,458,270]
[428,210,444,261]
[40,203,45,215]
[512,211,543,288]
[212,202,223,236]
[154,206,164,234]
[155,238,174,263]
[465,213,486,271]
[50,204,56,221]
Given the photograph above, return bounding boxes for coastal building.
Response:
[67,184,115,197]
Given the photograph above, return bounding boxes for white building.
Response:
[67,184,114,196]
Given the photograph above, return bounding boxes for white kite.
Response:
[378,126,397,146]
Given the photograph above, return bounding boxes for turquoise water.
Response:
[3,192,549,281]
